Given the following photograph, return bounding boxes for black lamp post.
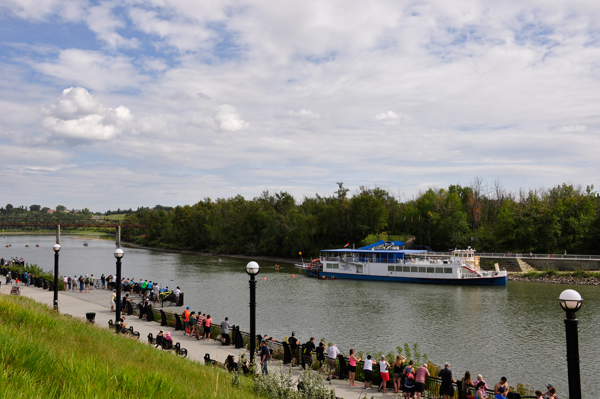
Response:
[52,244,61,311]
[558,289,583,399]
[246,261,260,365]
[114,248,124,329]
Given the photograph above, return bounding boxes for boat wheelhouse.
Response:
[298,240,507,285]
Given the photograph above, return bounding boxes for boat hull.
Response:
[318,271,507,285]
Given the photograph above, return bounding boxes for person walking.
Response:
[392,354,406,393]
[348,349,361,386]
[220,317,230,345]
[379,356,391,393]
[260,340,270,374]
[111,290,116,312]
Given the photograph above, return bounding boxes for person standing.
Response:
[494,377,509,397]
[89,274,94,290]
[221,317,230,345]
[260,340,270,374]
[195,313,205,340]
[392,355,406,394]
[363,354,375,390]
[62,275,67,290]
[414,363,430,399]
[67,276,72,291]
[379,356,391,393]
[403,360,416,398]
[348,349,361,386]
[203,314,212,341]
[174,286,181,306]
[101,274,106,289]
[288,332,299,367]
[111,290,116,312]
[461,371,475,399]
[495,387,507,399]
[438,363,455,399]
[302,337,315,370]
[475,381,486,399]
[315,341,327,374]
[326,343,339,381]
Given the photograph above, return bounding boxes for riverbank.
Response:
[508,271,600,285]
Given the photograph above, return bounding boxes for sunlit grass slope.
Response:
[0,294,262,399]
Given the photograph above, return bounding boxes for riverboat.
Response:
[296,240,507,285]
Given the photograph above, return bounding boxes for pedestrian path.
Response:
[1,283,396,398]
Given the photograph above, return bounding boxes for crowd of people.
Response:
[287,334,556,398]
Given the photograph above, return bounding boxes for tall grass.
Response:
[0,294,264,399]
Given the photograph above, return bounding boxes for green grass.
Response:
[104,214,128,221]
[0,294,264,399]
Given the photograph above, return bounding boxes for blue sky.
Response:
[0,0,599,211]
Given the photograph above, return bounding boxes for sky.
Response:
[1,0,599,211]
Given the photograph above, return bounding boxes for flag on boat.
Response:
[344,242,350,248]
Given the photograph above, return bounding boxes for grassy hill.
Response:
[0,294,263,399]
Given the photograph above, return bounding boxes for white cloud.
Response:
[42,87,133,141]
[32,49,144,91]
[374,111,404,125]
[214,104,248,132]
[561,125,587,133]
[284,109,321,119]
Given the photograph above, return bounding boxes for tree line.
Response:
[122,182,600,258]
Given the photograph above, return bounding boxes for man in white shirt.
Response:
[326,343,340,381]
[175,286,181,306]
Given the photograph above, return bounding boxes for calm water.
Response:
[4,235,600,398]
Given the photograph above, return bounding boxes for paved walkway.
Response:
[1,282,398,398]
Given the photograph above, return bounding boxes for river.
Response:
[3,234,599,398]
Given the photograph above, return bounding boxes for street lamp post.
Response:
[558,289,583,399]
[52,244,61,311]
[114,249,124,330]
[246,261,260,365]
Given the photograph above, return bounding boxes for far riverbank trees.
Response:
[122,182,600,258]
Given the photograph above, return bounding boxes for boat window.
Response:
[411,266,418,273]
[427,267,434,273]
[403,266,410,272]
[395,266,403,272]
[419,267,426,273]
[388,266,395,272]
[326,263,339,269]
[444,268,452,274]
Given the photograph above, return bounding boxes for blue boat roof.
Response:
[322,248,426,254]
[322,240,427,254]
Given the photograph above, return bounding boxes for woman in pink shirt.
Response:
[348,349,361,386]
[414,363,430,399]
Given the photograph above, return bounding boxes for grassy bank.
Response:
[0,294,263,399]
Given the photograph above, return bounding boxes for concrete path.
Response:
[1,282,399,399]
